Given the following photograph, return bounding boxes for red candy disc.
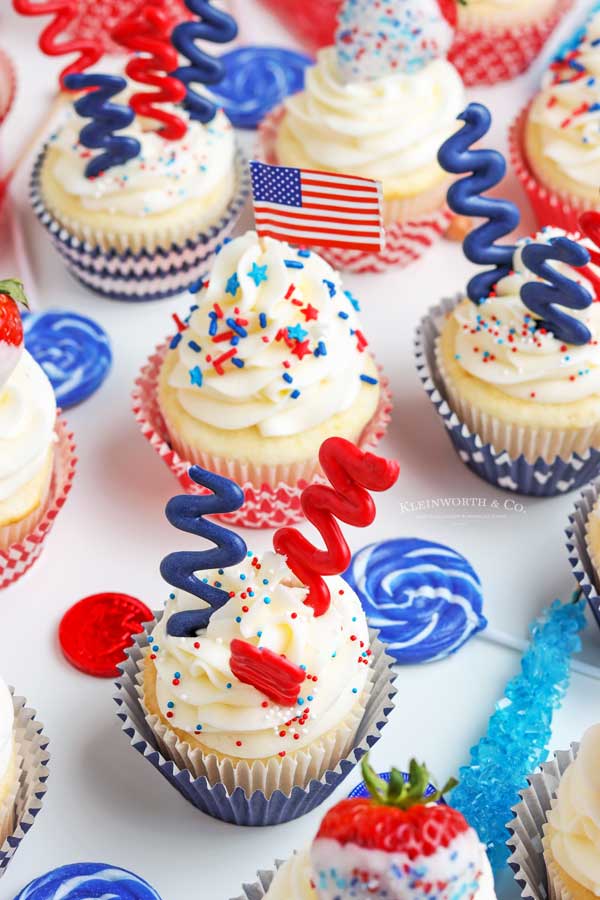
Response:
[59,593,152,678]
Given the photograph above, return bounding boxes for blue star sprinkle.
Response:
[225,273,240,297]
[247,262,268,286]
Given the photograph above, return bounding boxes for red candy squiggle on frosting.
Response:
[578,212,600,301]
[12,0,103,89]
[230,639,307,706]
[112,3,187,141]
[273,438,400,618]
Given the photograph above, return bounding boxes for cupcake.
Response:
[13,863,163,899]
[507,728,599,900]
[0,677,49,877]
[418,104,600,497]
[234,756,496,900]
[258,0,465,273]
[449,0,571,87]
[115,437,398,825]
[511,7,600,233]
[134,230,391,527]
[0,280,76,587]
[30,1,248,302]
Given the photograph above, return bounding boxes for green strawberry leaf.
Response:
[0,279,29,309]
[361,756,459,809]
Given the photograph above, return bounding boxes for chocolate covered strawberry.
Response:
[310,757,495,900]
[0,278,28,389]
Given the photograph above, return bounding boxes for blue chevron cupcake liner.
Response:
[0,690,50,878]
[566,482,600,630]
[30,147,250,302]
[415,296,600,498]
[114,620,396,827]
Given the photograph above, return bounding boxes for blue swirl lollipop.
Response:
[205,46,313,129]
[22,309,112,408]
[13,863,162,899]
[344,538,487,664]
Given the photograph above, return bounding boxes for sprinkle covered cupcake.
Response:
[417,104,600,497]
[234,756,496,900]
[259,0,465,272]
[115,437,398,825]
[0,280,76,587]
[30,1,248,301]
[135,230,391,527]
[511,7,600,233]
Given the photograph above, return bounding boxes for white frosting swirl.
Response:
[0,677,14,784]
[280,48,465,186]
[547,724,600,894]
[165,231,375,436]
[49,102,235,216]
[529,12,600,190]
[150,551,371,760]
[0,351,56,502]
[452,228,600,403]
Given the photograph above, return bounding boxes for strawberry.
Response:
[316,757,463,859]
[0,278,28,388]
[437,0,459,28]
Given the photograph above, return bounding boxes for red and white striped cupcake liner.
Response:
[0,418,77,590]
[257,107,451,273]
[132,342,392,529]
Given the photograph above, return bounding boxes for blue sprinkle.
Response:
[290,389,301,399]
[285,260,304,269]
[189,366,203,387]
[208,316,218,337]
[169,593,175,600]
[170,333,182,350]
[323,279,336,297]
[352,688,358,694]
[231,335,240,346]
[297,249,310,257]
[344,289,360,311]
[307,695,314,702]
[315,340,327,357]
[259,312,267,328]
[167,701,175,709]
[360,374,378,385]
[338,311,349,320]
[196,724,203,731]
[297,697,305,706]
[188,340,201,352]
[226,683,232,689]
[263,597,271,604]
[227,317,248,338]
[235,616,242,623]
[262,578,269,585]
[282,372,293,384]
[232,357,245,368]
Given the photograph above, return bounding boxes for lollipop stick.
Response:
[478,627,600,681]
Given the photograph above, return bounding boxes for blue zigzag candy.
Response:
[521,237,593,346]
[13,862,162,899]
[160,466,247,637]
[438,102,520,304]
[63,73,141,178]
[171,0,238,124]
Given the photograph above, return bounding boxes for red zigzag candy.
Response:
[229,640,307,707]
[274,437,400,618]
[578,211,600,300]
[12,0,103,89]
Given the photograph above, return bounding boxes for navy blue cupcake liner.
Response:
[0,689,50,878]
[506,743,579,900]
[30,147,250,302]
[566,481,600,630]
[415,296,600,497]
[114,622,396,827]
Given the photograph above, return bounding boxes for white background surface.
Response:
[1,2,600,898]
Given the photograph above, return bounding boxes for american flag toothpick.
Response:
[250,160,385,253]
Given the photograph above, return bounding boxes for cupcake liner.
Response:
[257,107,451,274]
[0,48,16,128]
[0,688,50,878]
[29,148,251,302]
[449,0,573,86]
[415,296,600,497]
[0,417,77,590]
[132,341,392,528]
[114,622,397,826]
[509,104,592,234]
[0,460,53,552]
[506,743,579,900]
[565,482,600,630]
[232,863,283,900]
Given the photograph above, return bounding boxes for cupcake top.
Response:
[450,227,600,403]
[0,676,13,782]
[47,100,235,217]
[14,863,163,900]
[280,47,465,188]
[0,350,56,502]
[546,724,600,895]
[149,550,371,760]
[164,231,378,436]
[528,11,600,193]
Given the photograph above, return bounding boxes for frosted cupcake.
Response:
[512,8,600,233]
[0,676,49,878]
[234,756,496,900]
[259,0,465,272]
[115,438,398,825]
[136,231,390,526]
[0,280,76,587]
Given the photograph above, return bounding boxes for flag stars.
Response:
[247,262,268,286]
[301,303,319,322]
[225,272,240,297]
[189,366,203,387]
[287,323,308,342]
